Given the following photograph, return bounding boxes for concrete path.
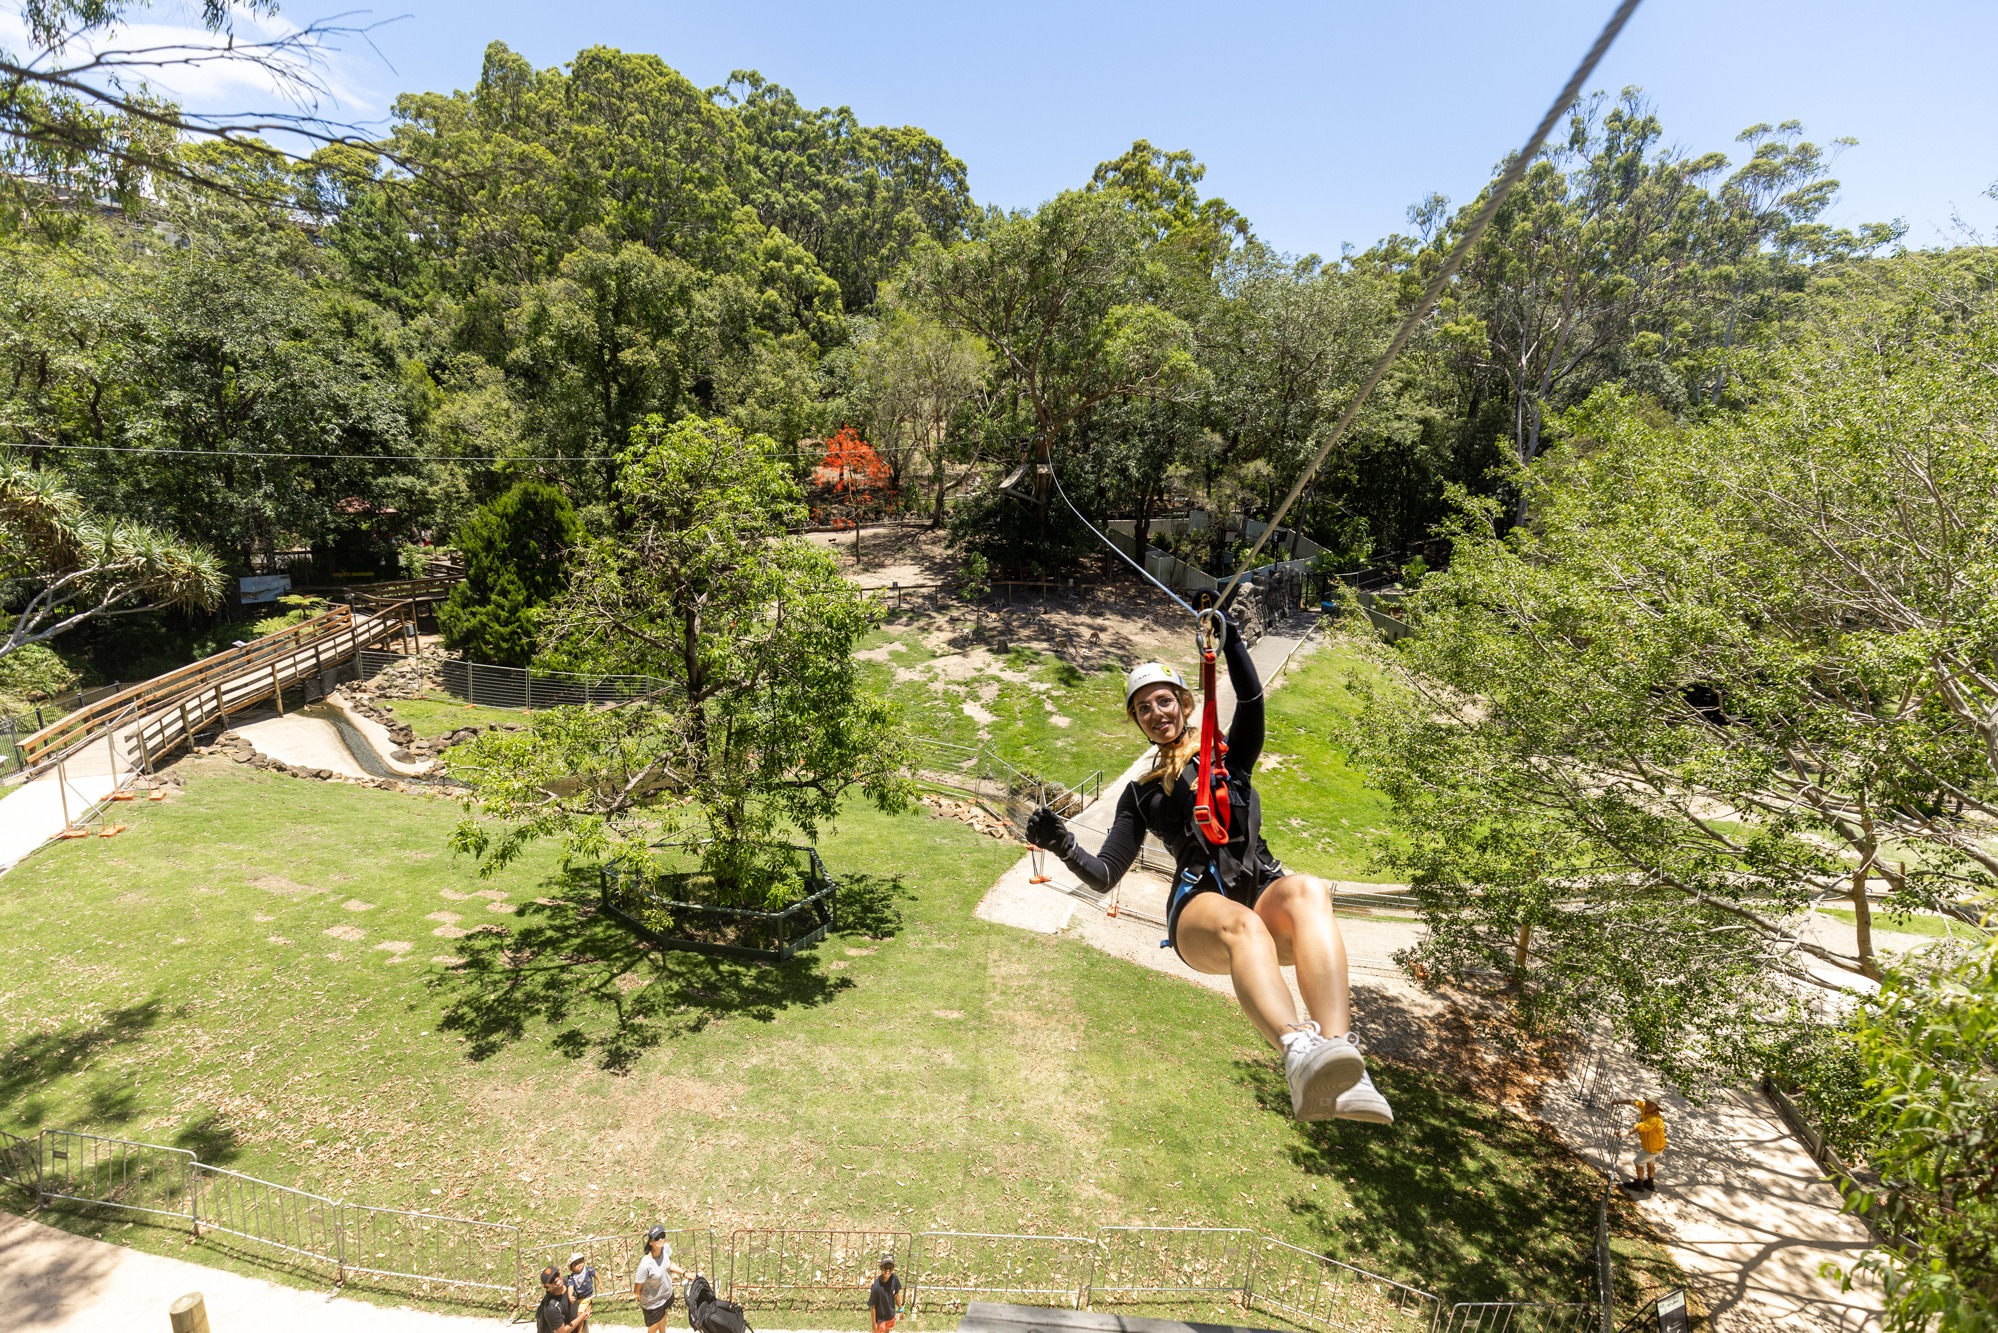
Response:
[0,726,138,873]
[1540,1049,1883,1333]
[0,1209,499,1331]
[233,713,375,780]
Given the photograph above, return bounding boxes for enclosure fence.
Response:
[0,1123,1606,1330]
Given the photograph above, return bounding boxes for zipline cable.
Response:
[1047,468,1200,618]
[1213,0,1646,612]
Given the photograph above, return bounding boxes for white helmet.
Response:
[1124,662,1188,706]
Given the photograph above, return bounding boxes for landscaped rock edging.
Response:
[199,731,440,795]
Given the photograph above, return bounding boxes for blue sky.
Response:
[74,0,1998,256]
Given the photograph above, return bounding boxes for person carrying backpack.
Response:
[868,1255,903,1333]
[1025,609,1392,1124]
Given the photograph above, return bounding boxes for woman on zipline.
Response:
[1026,610,1392,1124]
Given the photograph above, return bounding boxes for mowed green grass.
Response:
[382,692,524,738]
[0,760,1664,1318]
[858,628,1137,790]
[1254,643,1398,883]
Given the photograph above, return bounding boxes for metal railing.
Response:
[2,1123,1572,1328]
[190,1163,341,1270]
[1250,1236,1441,1333]
[913,738,1102,828]
[520,1229,719,1310]
[726,1228,914,1308]
[1090,1225,1256,1308]
[909,1232,1093,1313]
[337,1199,519,1295]
[1438,1303,1596,1333]
[37,1129,194,1222]
[1594,1180,1614,1333]
[21,603,415,770]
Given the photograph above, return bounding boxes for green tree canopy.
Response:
[436,479,581,667]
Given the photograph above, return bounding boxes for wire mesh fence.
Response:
[190,1163,341,1271]
[1436,1302,1597,1333]
[436,658,666,710]
[1089,1225,1256,1309]
[337,1200,519,1296]
[909,1231,1094,1314]
[727,1228,914,1310]
[1248,1236,1441,1333]
[36,1129,193,1222]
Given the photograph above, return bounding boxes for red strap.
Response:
[1192,646,1231,845]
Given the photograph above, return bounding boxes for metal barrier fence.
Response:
[190,1163,341,1270]
[2,1123,1578,1328]
[727,1228,914,1308]
[37,1129,193,1222]
[910,1232,1093,1313]
[0,1128,38,1194]
[1593,1181,1614,1333]
[1090,1225,1255,1307]
[520,1228,720,1311]
[1249,1235,1441,1333]
[338,1199,519,1296]
[1437,1303,1596,1333]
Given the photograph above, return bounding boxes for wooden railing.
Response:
[341,575,460,607]
[18,603,415,771]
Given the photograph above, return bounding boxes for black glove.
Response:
[1025,806,1075,858]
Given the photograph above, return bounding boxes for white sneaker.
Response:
[1283,1023,1365,1121]
[1331,1069,1394,1124]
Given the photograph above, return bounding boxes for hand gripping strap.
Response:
[1192,646,1231,845]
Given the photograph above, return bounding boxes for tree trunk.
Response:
[1850,867,1880,981]
[1513,920,1533,973]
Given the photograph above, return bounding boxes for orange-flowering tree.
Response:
[815,425,896,518]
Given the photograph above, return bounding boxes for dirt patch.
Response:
[432,924,471,939]
[374,940,413,956]
[252,874,318,898]
[920,794,1010,839]
[322,925,366,943]
[484,900,515,914]
[340,899,375,913]
[425,911,461,925]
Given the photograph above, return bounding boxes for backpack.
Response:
[685,1274,749,1333]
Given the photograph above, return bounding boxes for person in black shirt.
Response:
[868,1255,902,1333]
[1026,610,1393,1124]
[537,1265,589,1333]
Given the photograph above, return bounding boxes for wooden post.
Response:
[271,663,284,715]
[169,1292,211,1333]
[56,757,70,829]
[135,719,151,774]
[179,701,193,749]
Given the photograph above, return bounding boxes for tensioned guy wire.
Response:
[1048,469,1201,618]
[1213,0,1647,612]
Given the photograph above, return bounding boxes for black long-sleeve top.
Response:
[1058,628,1273,895]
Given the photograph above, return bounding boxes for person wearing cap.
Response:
[868,1254,902,1333]
[537,1264,589,1333]
[634,1224,685,1333]
[566,1251,598,1305]
[1026,609,1391,1124]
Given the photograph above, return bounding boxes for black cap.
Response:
[648,1224,668,1243]
[880,1254,896,1268]
[541,1265,562,1286]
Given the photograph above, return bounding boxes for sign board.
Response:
[238,574,292,605]
[1656,1288,1689,1333]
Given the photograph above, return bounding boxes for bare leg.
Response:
[1174,892,1301,1048]
[1254,875,1352,1038]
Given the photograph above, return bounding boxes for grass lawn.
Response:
[1256,644,1398,883]
[381,692,524,738]
[1817,907,1987,941]
[857,629,1137,791]
[0,760,1669,1321]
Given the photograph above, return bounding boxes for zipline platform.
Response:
[959,1302,1291,1333]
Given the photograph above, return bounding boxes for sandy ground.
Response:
[803,523,958,589]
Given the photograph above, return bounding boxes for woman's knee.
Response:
[1260,874,1332,923]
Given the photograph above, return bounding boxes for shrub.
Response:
[437,481,581,667]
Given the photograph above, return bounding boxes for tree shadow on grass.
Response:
[1234,985,1606,1304]
[429,867,867,1073]
[834,871,914,940]
[0,1000,165,1130]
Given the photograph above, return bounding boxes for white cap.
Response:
[1124,662,1188,705]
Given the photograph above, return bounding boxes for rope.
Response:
[1214,0,1647,610]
